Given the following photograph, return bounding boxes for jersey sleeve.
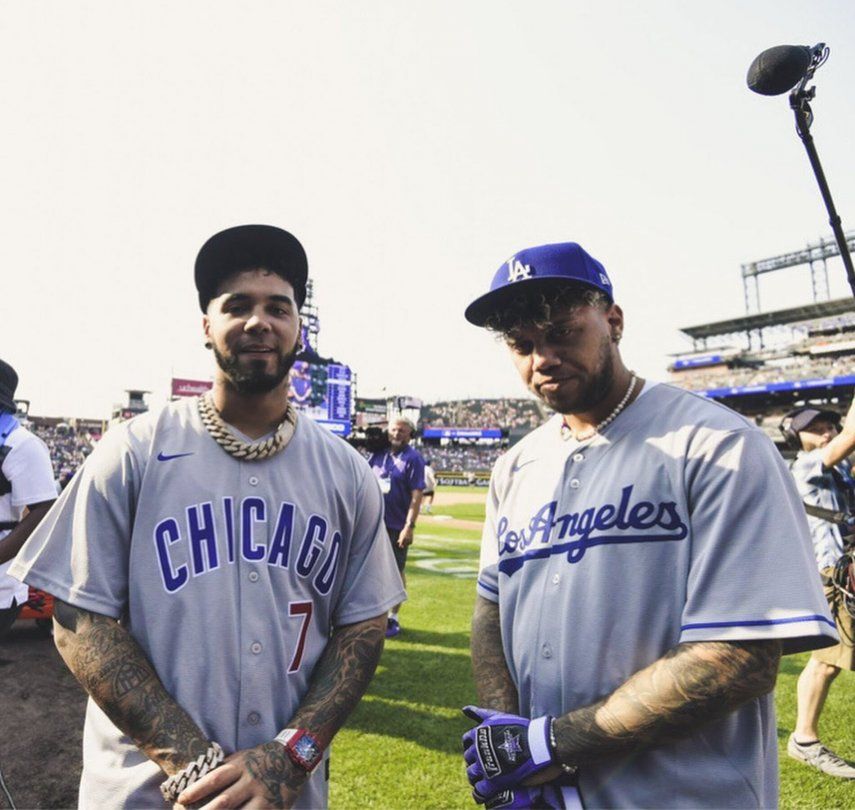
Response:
[3,434,57,506]
[679,428,837,654]
[8,425,139,619]
[476,469,501,603]
[331,467,406,626]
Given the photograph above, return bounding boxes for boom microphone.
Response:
[746,45,813,95]
[745,41,855,298]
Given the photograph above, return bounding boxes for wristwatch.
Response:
[274,728,324,772]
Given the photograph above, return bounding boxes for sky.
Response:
[1,1,853,418]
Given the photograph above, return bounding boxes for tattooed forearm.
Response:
[471,596,519,713]
[553,639,782,765]
[289,613,386,745]
[242,741,305,807]
[53,600,210,774]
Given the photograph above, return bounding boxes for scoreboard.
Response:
[288,360,353,436]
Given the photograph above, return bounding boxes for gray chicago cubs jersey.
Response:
[11,398,405,809]
[477,383,835,809]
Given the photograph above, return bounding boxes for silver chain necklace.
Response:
[197,392,297,461]
[561,373,638,442]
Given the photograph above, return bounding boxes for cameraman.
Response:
[782,399,855,779]
[367,418,424,638]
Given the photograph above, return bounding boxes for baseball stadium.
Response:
[2,230,854,809]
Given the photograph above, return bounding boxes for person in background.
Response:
[0,359,57,635]
[368,418,424,637]
[782,402,855,779]
[421,458,437,514]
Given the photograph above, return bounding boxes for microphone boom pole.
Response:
[789,45,855,297]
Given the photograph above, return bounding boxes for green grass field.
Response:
[331,486,855,809]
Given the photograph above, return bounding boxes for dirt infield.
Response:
[0,622,85,809]
[419,515,483,531]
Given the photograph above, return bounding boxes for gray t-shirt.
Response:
[477,383,836,809]
[11,398,405,809]
[790,448,855,570]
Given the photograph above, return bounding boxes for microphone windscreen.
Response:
[747,45,812,95]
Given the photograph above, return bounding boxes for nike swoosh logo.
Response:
[511,460,536,473]
[157,451,195,461]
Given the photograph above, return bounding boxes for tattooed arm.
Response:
[531,638,781,779]
[178,613,387,809]
[471,596,519,713]
[52,600,211,775]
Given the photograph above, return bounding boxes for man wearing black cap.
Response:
[459,242,836,808]
[782,401,855,778]
[0,359,56,636]
[10,226,404,808]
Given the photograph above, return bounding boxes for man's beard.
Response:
[213,342,300,395]
[538,335,615,415]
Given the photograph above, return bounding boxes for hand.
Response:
[397,526,414,548]
[176,741,308,809]
[473,783,567,809]
[462,706,556,798]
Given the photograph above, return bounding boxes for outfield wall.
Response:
[436,471,490,486]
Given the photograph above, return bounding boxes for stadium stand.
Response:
[421,398,548,431]
[668,233,855,449]
[28,421,99,487]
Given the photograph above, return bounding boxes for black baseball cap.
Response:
[195,224,308,312]
[0,359,18,413]
[783,407,841,434]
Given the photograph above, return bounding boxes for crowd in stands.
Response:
[422,398,547,430]
[673,354,853,392]
[30,424,98,488]
[420,444,504,473]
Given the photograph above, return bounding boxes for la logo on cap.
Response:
[507,258,532,283]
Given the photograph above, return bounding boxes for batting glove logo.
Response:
[462,706,555,798]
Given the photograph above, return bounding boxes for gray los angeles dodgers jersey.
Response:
[477,382,836,809]
[11,398,405,809]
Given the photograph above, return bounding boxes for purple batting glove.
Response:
[462,706,556,797]
[474,785,544,808]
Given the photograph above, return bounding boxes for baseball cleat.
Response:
[385,618,401,638]
[787,734,855,778]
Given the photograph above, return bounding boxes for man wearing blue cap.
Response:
[460,242,836,808]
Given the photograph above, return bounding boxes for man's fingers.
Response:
[462,705,498,723]
[466,761,484,784]
[178,763,238,805]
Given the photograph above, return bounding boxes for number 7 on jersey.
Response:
[288,601,313,673]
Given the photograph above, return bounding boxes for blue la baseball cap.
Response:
[464,242,613,327]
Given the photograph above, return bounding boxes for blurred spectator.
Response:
[422,444,504,472]
[30,423,97,486]
[421,398,547,431]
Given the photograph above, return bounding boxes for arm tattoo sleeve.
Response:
[470,596,519,713]
[52,600,210,775]
[288,613,387,747]
[553,639,782,765]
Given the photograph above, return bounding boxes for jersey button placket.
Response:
[237,465,270,749]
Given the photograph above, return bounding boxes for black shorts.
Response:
[386,526,409,573]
